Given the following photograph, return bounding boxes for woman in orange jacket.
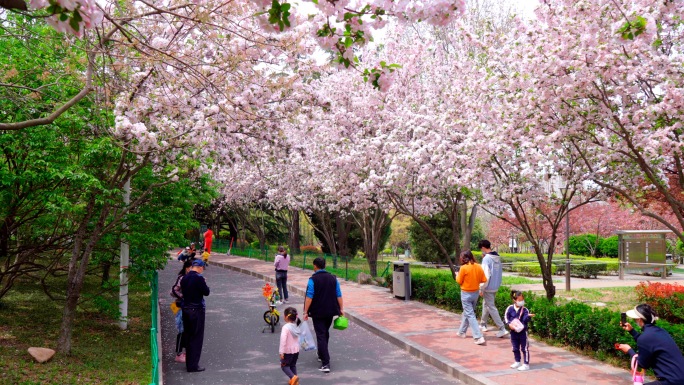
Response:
[456,250,487,345]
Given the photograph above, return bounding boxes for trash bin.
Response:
[393,261,411,301]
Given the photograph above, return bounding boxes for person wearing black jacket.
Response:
[181,259,211,373]
[618,304,684,385]
[303,257,344,373]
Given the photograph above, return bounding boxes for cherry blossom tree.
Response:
[498,0,684,243]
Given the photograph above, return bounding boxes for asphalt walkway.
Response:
[202,253,638,385]
[158,259,461,385]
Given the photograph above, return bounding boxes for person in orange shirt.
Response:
[456,250,487,345]
[203,228,214,254]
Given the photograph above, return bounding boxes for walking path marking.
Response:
[209,254,635,385]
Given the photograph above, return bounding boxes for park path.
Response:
[157,258,461,385]
[204,253,637,385]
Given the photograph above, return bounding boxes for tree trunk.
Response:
[101,261,111,286]
[288,210,301,254]
[463,204,478,251]
[335,213,351,259]
[57,196,95,354]
[448,198,463,259]
[306,210,338,256]
[356,208,391,277]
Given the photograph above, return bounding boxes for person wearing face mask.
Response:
[505,290,535,371]
[617,304,684,385]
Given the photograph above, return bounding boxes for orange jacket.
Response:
[456,262,487,292]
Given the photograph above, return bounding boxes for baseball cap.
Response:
[191,259,206,267]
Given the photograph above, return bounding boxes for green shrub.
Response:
[512,262,557,277]
[250,240,269,250]
[569,234,602,256]
[556,262,607,278]
[218,230,231,239]
[599,235,619,257]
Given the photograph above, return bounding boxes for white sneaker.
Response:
[474,337,486,345]
[518,364,530,371]
[510,362,521,369]
[479,325,488,332]
[495,329,510,338]
[456,331,466,338]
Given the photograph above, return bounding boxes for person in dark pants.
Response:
[181,259,210,373]
[618,304,684,385]
[303,257,344,373]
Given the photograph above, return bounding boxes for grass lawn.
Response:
[0,277,152,384]
[538,286,638,313]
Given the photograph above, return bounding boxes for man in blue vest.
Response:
[181,259,210,372]
[303,257,344,373]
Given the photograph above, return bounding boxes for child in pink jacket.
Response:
[279,307,301,385]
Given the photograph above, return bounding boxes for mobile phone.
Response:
[621,312,627,325]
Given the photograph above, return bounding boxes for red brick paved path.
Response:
[209,254,633,385]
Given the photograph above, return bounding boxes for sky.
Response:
[516,0,541,18]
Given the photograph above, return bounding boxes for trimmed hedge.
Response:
[555,261,617,278]
[512,262,557,277]
[410,270,684,361]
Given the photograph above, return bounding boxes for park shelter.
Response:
[616,230,672,279]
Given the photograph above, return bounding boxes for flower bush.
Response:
[635,282,684,323]
[300,245,322,254]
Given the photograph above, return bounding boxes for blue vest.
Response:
[309,271,340,318]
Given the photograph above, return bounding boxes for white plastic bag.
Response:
[299,320,317,352]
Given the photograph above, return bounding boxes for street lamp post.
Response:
[565,204,571,292]
[561,186,571,292]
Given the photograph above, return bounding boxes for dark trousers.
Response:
[511,331,529,364]
[280,352,299,379]
[182,307,206,371]
[313,316,334,366]
[276,271,289,300]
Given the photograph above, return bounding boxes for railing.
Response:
[149,271,159,385]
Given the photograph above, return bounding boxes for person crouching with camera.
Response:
[617,304,684,385]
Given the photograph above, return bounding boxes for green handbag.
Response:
[333,316,348,330]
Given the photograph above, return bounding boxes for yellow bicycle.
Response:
[261,283,281,333]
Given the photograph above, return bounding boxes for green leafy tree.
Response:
[409,213,455,263]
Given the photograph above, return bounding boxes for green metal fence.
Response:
[149,271,159,385]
